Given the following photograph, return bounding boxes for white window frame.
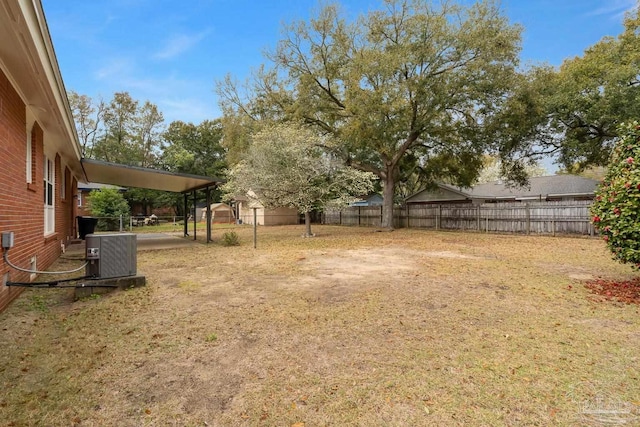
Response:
[77,190,82,207]
[44,156,55,235]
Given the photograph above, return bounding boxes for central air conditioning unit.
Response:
[85,233,137,279]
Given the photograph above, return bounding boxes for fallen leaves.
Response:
[584,277,640,304]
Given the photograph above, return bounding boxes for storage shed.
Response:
[200,203,236,224]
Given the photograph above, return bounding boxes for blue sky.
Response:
[42,0,637,126]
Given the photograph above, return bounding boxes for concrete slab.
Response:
[66,232,201,254]
[136,233,201,251]
[74,275,146,300]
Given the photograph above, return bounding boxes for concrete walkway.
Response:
[135,233,201,251]
[66,232,201,255]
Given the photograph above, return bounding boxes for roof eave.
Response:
[81,159,224,193]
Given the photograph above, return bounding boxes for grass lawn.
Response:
[1,225,639,426]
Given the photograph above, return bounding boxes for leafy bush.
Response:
[221,231,240,247]
[88,188,130,231]
[590,121,640,269]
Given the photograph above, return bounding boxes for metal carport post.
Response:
[192,190,197,241]
[205,186,212,243]
[183,193,189,237]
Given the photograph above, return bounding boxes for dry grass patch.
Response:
[1,226,639,426]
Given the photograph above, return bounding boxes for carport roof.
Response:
[81,159,224,193]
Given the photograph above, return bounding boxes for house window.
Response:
[77,190,82,207]
[44,156,55,235]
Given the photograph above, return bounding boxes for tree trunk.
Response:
[304,211,313,237]
[381,172,395,229]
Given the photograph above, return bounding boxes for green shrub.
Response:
[590,121,640,269]
[88,188,130,231]
[221,231,240,246]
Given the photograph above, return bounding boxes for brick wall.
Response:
[0,68,78,312]
[77,189,92,217]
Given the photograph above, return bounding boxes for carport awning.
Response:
[81,159,223,193]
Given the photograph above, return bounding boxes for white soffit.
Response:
[81,159,223,193]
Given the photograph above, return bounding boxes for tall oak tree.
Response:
[218,0,522,228]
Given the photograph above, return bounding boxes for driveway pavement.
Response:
[66,232,201,255]
[135,233,201,250]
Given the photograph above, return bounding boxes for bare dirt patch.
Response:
[423,250,483,259]
[294,248,418,300]
[1,226,639,426]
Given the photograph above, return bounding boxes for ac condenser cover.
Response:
[85,233,137,278]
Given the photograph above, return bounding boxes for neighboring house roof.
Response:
[407,175,599,203]
[236,196,298,212]
[350,193,384,207]
[209,203,232,211]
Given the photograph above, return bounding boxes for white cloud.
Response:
[153,29,211,60]
[94,58,133,80]
[92,67,219,122]
[586,0,637,19]
[159,98,220,124]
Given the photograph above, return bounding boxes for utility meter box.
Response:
[85,233,137,278]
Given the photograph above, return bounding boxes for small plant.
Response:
[221,231,240,246]
[28,294,48,312]
[88,188,130,231]
[205,333,218,343]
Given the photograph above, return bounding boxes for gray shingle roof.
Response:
[442,175,599,199]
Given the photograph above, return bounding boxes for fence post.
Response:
[406,204,410,228]
[119,215,123,232]
[322,200,590,236]
[253,208,257,248]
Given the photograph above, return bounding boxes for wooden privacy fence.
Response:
[322,200,597,236]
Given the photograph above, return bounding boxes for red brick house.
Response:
[0,1,224,312]
[0,0,84,311]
